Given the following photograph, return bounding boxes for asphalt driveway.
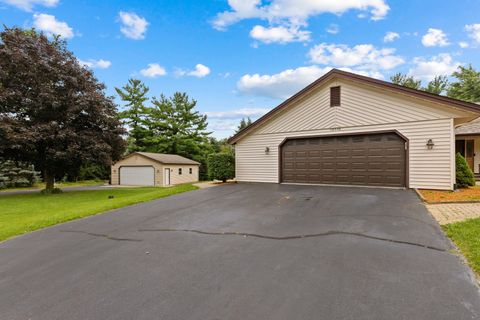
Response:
[1,183,479,320]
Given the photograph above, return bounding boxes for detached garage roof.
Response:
[125,152,200,165]
[228,69,480,144]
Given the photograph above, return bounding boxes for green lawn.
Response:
[443,218,480,275]
[0,180,104,193]
[0,184,198,242]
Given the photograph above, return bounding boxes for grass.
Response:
[0,180,104,193]
[0,184,198,242]
[419,186,480,203]
[443,218,480,275]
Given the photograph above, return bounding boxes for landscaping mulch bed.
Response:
[419,187,480,203]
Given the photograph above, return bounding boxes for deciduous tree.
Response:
[0,27,125,190]
[390,73,422,90]
[447,65,480,102]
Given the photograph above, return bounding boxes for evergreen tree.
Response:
[144,92,211,178]
[0,160,40,189]
[236,117,252,133]
[456,153,475,188]
[447,65,480,102]
[0,27,125,191]
[115,79,150,152]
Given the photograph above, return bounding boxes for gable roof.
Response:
[228,69,480,144]
[126,152,200,165]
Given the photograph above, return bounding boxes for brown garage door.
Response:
[281,132,406,187]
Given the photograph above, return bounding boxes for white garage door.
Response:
[119,166,155,186]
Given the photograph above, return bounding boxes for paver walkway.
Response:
[426,202,480,225]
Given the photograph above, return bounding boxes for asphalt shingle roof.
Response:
[135,152,200,165]
[456,117,480,135]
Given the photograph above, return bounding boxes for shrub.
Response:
[40,187,63,194]
[78,163,110,181]
[456,153,475,188]
[0,160,40,189]
[207,153,235,182]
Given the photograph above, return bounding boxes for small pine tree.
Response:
[0,160,40,189]
[236,117,252,133]
[456,153,475,188]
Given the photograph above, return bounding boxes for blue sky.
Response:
[1,0,480,138]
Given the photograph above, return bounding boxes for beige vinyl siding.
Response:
[234,78,467,190]
[256,79,467,135]
[236,119,454,189]
[164,165,199,185]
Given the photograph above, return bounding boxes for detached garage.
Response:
[228,69,480,190]
[111,152,200,187]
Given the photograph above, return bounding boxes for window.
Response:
[189,168,192,174]
[330,86,341,107]
[178,168,182,175]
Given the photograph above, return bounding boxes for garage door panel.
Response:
[120,166,155,186]
[281,132,406,187]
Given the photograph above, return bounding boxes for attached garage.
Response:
[229,69,480,190]
[119,166,155,186]
[111,152,200,187]
[281,132,406,187]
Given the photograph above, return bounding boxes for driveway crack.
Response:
[138,228,447,252]
[60,230,142,242]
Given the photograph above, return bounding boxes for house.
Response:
[455,116,480,177]
[228,69,480,190]
[111,152,200,186]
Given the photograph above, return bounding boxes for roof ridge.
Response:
[228,68,480,144]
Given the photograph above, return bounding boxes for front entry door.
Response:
[466,140,475,171]
[164,168,170,186]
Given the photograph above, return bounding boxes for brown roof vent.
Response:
[330,86,341,107]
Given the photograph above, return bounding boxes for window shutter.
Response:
[330,86,341,107]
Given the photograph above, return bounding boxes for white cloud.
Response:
[176,64,211,78]
[205,108,270,119]
[206,107,271,134]
[383,31,399,43]
[118,11,148,40]
[250,25,310,44]
[212,0,390,30]
[421,28,449,47]
[140,63,167,78]
[1,0,58,11]
[237,66,332,99]
[33,13,74,39]
[465,24,480,44]
[237,65,384,99]
[78,59,112,69]
[326,24,339,34]
[308,43,404,73]
[459,41,469,48]
[208,120,239,132]
[409,53,461,81]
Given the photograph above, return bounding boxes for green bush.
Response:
[456,153,475,188]
[207,153,235,182]
[78,163,110,181]
[0,160,40,189]
[40,187,63,194]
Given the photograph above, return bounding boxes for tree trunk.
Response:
[44,170,55,190]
